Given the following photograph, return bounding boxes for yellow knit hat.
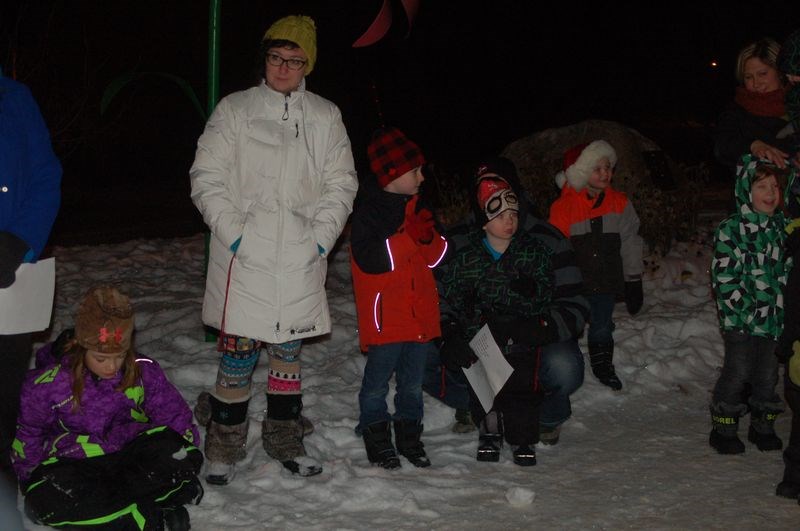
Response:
[263,15,317,75]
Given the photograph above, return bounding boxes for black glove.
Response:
[438,321,478,369]
[488,314,558,348]
[0,231,29,289]
[509,275,537,299]
[624,280,643,316]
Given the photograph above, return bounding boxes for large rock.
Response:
[501,119,703,252]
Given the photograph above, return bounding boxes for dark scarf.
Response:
[734,85,787,118]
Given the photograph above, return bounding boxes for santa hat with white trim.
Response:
[554,140,617,190]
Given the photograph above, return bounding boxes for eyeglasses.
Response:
[266,53,307,70]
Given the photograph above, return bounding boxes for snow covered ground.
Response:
[18,231,800,529]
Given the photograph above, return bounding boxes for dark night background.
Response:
[2,1,799,245]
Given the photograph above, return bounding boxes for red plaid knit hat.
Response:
[367,127,426,188]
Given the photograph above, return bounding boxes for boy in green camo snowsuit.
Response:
[709,154,794,455]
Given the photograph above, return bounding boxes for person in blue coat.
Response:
[0,74,61,496]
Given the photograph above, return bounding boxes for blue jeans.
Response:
[539,339,585,427]
[712,330,781,412]
[358,341,434,430]
[423,339,584,428]
[587,293,616,345]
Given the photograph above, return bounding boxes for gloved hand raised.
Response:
[404,208,435,244]
[624,280,643,316]
[438,321,478,369]
[0,231,29,289]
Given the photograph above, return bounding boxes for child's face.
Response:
[751,175,781,216]
[587,157,613,195]
[483,210,519,241]
[384,166,424,195]
[85,350,126,379]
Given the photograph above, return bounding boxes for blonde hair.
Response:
[735,38,781,83]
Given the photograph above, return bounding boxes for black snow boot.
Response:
[394,419,431,468]
[748,407,783,452]
[477,411,503,462]
[709,406,745,455]
[363,421,401,469]
[589,342,622,390]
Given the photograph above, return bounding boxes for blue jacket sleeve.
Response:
[0,79,61,260]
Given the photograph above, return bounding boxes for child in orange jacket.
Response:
[350,127,447,469]
[549,140,644,390]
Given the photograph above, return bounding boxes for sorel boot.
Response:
[588,342,622,390]
[262,394,322,476]
[709,406,745,455]
[749,407,784,452]
[363,421,401,469]
[195,393,250,485]
[477,411,503,462]
[394,419,431,468]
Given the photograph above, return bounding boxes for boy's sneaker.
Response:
[539,425,561,446]
[476,433,502,462]
[747,425,783,452]
[452,409,476,433]
[709,429,745,455]
[512,445,537,466]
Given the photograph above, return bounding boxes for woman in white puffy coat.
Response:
[189,15,357,482]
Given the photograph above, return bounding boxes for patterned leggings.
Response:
[214,335,302,402]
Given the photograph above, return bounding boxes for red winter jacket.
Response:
[350,193,447,352]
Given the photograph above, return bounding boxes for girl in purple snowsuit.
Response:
[12,285,203,530]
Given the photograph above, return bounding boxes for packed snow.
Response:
[16,228,800,529]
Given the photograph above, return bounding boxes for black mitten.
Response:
[624,280,644,315]
[514,315,558,347]
[488,314,558,348]
[0,231,29,289]
[438,321,478,369]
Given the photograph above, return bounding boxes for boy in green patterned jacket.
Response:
[709,154,793,455]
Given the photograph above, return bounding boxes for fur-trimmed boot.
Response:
[588,342,622,390]
[749,407,784,452]
[709,406,745,455]
[194,392,249,485]
[477,411,503,462]
[262,394,322,477]
[363,421,401,470]
[394,419,431,468]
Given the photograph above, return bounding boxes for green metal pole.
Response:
[204,0,221,342]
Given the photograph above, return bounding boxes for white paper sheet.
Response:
[0,258,55,334]
[463,324,514,413]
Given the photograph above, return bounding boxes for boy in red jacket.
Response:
[350,127,447,469]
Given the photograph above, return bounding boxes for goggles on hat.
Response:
[485,189,519,221]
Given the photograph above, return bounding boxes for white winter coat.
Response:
[190,80,357,343]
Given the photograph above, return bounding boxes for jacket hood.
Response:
[734,154,797,220]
